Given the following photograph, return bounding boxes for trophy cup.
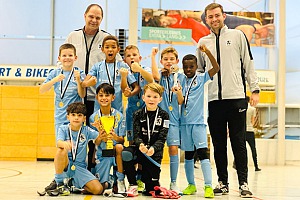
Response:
[100,116,115,157]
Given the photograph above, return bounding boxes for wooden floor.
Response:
[0,161,299,200]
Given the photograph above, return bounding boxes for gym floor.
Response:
[0,161,299,200]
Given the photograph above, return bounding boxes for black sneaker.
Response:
[239,182,253,198]
[48,183,70,196]
[255,167,262,171]
[213,181,229,196]
[45,180,57,192]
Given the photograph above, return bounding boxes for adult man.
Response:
[65,4,121,123]
[196,3,260,198]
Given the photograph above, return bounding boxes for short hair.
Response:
[144,82,164,97]
[85,4,103,18]
[96,83,115,95]
[205,3,224,17]
[160,46,178,59]
[182,54,197,64]
[59,43,76,56]
[67,102,87,116]
[124,45,140,56]
[102,35,119,47]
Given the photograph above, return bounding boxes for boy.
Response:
[174,46,219,198]
[122,45,154,193]
[152,46,185,194]
[82,35,138,114]
[89,83,126,195]
[122,82,169,196]
[50,102,104,196]
[40,43,85,138]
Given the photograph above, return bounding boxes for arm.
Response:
[56,140,72,150]
[131,62,154,83]
[126,82,140,97]
[150,111,169,154]
[39,73,65,93]
[81,74,97,88]
[172,82,184,105]
[119,68,129,92]
[133,110,144,146]
[199,45,219,78]
[151,47,160,81]
[74,70,85,98]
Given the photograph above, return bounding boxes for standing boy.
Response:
[174,46,219,198]
[197,3,260,198]
[122,82,169,196]
[152,47,185,194]
[89,83,126,195]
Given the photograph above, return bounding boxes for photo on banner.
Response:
[141,8,275,47]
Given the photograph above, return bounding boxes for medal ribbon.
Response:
[184,74,197,108]
[165,76,173,103]
[68,125,82,164]
[60,67,75,100]
[145,107,159,144]
[83,28,99,74]
[105,61,116,87]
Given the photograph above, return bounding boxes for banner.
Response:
[141,9,275,47]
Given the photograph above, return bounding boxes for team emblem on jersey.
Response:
[193,79,197,86]
[116,69,120,76]
[155,118,162,126]
[79,133,86,143]
[226,40,232,46]
[140,76,144,82]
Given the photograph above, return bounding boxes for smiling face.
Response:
[96,89,115,108]
[160,52,179,72]
[205,7,226,34]
[58,48,77,69]
[84,5,103,35]
[102,39,120,63]
[182,59,197,78]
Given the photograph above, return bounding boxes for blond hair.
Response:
[160,46,178,59]
[144,82,164,97]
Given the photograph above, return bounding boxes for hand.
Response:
[146,146,154,156]
[120,68,128,77]
[63,141,72,151]
[74,70,80,82]
[130,62,141,73]
[161,68,170,77]
[171,84,182,94]
[250,93,260,106]
[91,120,103,131]
[199,44,208,53]
[87,76,97,86]
[139,143,148,154]
[123,87,132,97]
[170,65,179,73]
[55,74,65,82]
[152,47,158,57]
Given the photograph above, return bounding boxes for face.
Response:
[124,48,141,66]
[96,90,115,107]
[102,40,120,62]
[160,52,179,71]
[58,49,77,69]
[159,15,171,27]
[84,6,103,32]
[205,7,226,32]
[67,113,86,129]
[142,89,162,111]
[182,59,197,78]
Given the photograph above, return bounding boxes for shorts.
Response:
[180,124,207,151]
[94,157,116,183]
[66,164,97,189]
[166,124,180,146]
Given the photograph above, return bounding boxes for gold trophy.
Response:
[100,116,115,157]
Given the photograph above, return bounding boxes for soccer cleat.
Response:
[117,180,126,193]
[170,182,183,195]
[204,185,214,198]
[136,179,144,193]
[239,182,253,198]
[127,185,139,197]
[213,181,229,196]
[182,184,197,195]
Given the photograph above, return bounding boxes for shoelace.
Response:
[240,183,249,191]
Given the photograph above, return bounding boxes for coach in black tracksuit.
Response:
[196,3,260,198]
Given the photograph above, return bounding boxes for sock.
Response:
[200,159,212,187]
[170,155,179,183]
[54,173,64,185]
[184,159,195,185]
[116,171,125,181]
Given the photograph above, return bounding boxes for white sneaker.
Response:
[170,182,183,195]
[127,185,138,197]
[103,188,113,197]
[117,180,126,193]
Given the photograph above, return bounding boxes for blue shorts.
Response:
[180,124,207,151]
[94,157,116,183]
[66,164,97,189]
[166,124,180,146]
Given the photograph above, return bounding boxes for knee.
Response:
[168,146,178,155]
[122,148,134,162]
[185,151,194,160]
[196,148,209,160]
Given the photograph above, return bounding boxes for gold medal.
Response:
[169,106,173,111]
[59,101,64,107]
[71,164,76,171]
[137,101,140,107]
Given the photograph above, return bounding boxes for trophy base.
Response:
[102,149,115,157]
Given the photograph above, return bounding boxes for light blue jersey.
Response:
[180,72,211,125]
[88,60,136,113]
[89,108,125,159]
[57,124,99,168]
[159,72,185,125]
[126,65,151,140]
[43,67,84,137]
